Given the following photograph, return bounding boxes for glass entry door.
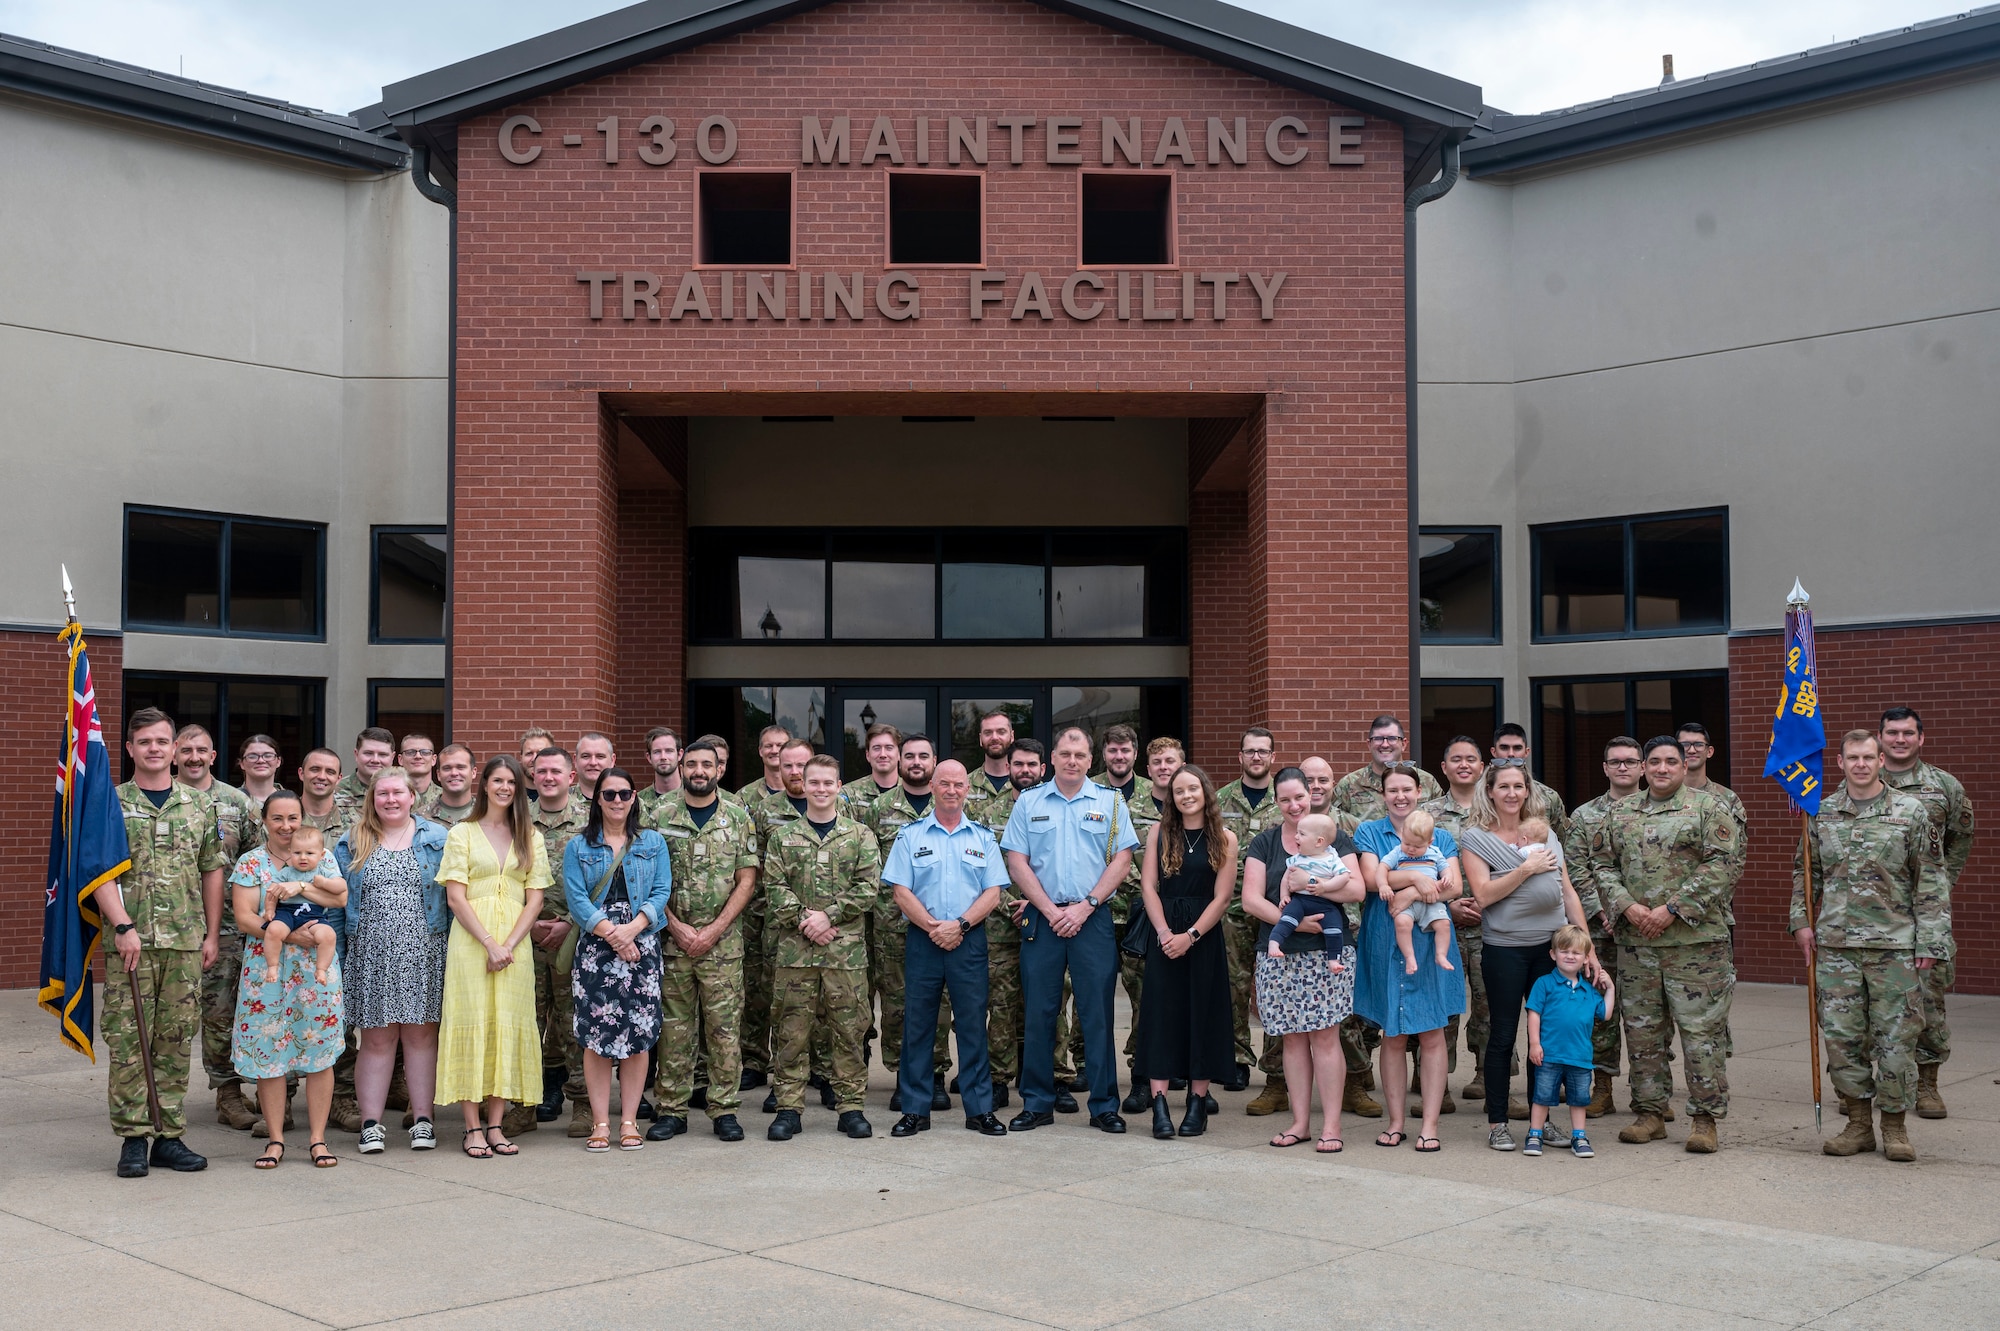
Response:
[829,686,935,781]
[942,689,1038,773]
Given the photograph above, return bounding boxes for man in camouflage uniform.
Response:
[1677,723,1747,836]
[1878,706,1975,1119]
[1218,728,1285,1111]
[965,710,1017,821]
[1333,714,1443,824]
[1304,756,1381,1117]
[398,731,440,811]
[1490,724,1569,840]
[527,747,589,1136]
[173,724,264,1131]
[104,709,225,1177]
[763,754,881,1139]
[1105,734,1176,1113]
[644,739,757,1142]
[332,727,396,829]
[636,726,682,825]
[1590,735,1739,1153]
[1794,729,1950,1162]
[969,738,1044,1106]
[742,737,812,1095]
[424,743,478,826]
[1563,735,1645,1117]
[859,734,955,1111]
[843,722,904,1064]
[737,723,792,803]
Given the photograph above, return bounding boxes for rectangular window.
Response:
[123,672,324,785]
[688,684,828,789]
[1533,509,1727,641]
[698,171,792,266]
[1080,172,1173,266]
[942,534,1044,639]
[1418,529,1499,643]
[124,507,324,639]
[369,680,446,749]
[1533,671,1728,809]
[946,695,1037,773]
[831,533,935,639]
[887,171,983,265]
[371,527,448,643]
[1419,681,1500,776]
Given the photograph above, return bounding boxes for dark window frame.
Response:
[689,526,1189,647]
[368,677,448,731]
[694,167,797,270]
[120,669,326,783]
[884,168,986,268]
[1418,677,1503,779]
[369,525,448,644]
[122,504,326,641]
[1077,169,1177,268]
[1418,526,1501,644]
[1529,667,1731,797]
[1530,507,1728,642]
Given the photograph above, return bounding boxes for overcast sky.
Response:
[0,0,1971,116]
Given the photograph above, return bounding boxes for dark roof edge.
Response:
[1463,8,2000,176]
[0,32,408,171]
[380,0,1480,147]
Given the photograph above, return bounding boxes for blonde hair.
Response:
[290,824,324,853]
[342,766,413,871]
[1518,816,1550,845]
[1552,924,1593,954]
[1401,809,1435,841]
[1297,812,1338,844]
[1471,763,1549,830]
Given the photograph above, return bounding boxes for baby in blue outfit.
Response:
[1379,809,1454,976]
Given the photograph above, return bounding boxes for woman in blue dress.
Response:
[1353,764,1466,1153]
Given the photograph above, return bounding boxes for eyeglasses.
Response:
[241,752,278,763]
[1240,748,1273,758]
[401,747,435,759]
[1369,734,1404,744]
[1604,758,1641,768]
[599,789,636,803]
[1489,757,1528,769]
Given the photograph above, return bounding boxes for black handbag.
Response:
[1120,910,1155,959]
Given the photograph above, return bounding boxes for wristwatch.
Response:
[1188,925,1203,941]
[1082,894,1100,909]
[955,916,971,933]
[114,922,136,936]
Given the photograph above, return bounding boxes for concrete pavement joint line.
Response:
[332,1251,749,1329]
[738,1250,1070,1330]
[1798,1252,1969,1328]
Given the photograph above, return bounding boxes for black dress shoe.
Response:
[1062,1075,1090,1093]
[838,1110,873,1139]
[690,1085,709,1110]
[645,1114,687,1141]
[1089,1112,1128,1134]
[762,1089,778,1113]
[1151,1093,1175,1139]
[992,1081,1011,1108]
[1177,1090,1209,1138]
[1008,1109,1055,1132]
[151,1136,207,1171]
[116,1137,150,1178]
[1221,1063,1252,1093]
[889,1088,903,1113]
[1122,1086,1151,1114]
[891,1113,932,1137]
[1053,1090,1079,1114]
[1167,1078,1189,1091]
[740,1068,768,1091]
[965,1112,1008,1136]
[713,1115,745,1142]
[931,1084,951,1112]
[767,1109,802,1141]
[635,1099,656,1121]
[948,1074,961,1093]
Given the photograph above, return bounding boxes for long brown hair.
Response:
[471,754,534,866]
[343,766,413,871]
[1157,763,1228,877]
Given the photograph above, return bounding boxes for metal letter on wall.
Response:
[499,114,542,164]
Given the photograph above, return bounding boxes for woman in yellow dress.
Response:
[435,755,549,1157]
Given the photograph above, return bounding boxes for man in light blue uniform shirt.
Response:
[1001,725,1140,1133]
[884,759,1011,1137]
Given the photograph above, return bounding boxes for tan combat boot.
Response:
[1879,1110,1915,1162]
[1823,1095,1876,1156]
[215,1083,258,1131]
[1618,1111,1667,1144]
[1343,1080,1382,1117]
[567,1099,596,1138]
[329,1094,364,1133]
[1914,1064,1947,1119]
[1684,1112,1718,1153]
[251,1091,296,1138]
[1586,1072,1614,1118]
[1463,1072,1486,1102]
[500,1102,540,1137]
[1246,1080,1289,1116]
[1507,1095,1529,1121]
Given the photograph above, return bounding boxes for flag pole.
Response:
[1799,815,1823,1133]
[65,567,164,1134]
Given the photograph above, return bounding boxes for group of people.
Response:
[96,700,1970,1176]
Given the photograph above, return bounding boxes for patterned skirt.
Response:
[1254,945,1357,1037]
[571,900,664,1059]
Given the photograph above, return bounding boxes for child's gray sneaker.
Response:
[1487,1123,1515,1152]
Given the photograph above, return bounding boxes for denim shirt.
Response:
[563,828,672,937]
[333,818,451,943]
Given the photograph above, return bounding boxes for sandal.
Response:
[1374,1130,1407,1148]
[309,1140,338,1168]
[461,1128,493,1159]
[254,1142,285,1170]
[1414,1136,1442,1153]
[1268,1130,1308,1148]
[1316,1137,1343,1153]
[619,1120,645,1151]
[586,1122,611,1153]
[483,1126,519,1156]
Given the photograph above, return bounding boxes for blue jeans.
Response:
[1531,1061,1592,1109]
[1020,906,1120,1117]
[900,923,993,1116]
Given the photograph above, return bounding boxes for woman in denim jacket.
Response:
[335,768,451,1153]
[562,766,672,1151]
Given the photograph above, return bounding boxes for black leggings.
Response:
[1482,941,1556,1124]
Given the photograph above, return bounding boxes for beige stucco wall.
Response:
[0,91,448,750]
[1416,71,2000,722]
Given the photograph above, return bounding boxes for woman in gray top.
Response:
[1459,761,1591,1150]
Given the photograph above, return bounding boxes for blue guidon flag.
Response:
[39,622,131,1059]
[1762,584,1825,816]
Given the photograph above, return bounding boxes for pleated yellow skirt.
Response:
[434,889,541,1105]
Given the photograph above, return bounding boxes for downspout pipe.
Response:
[1402,134,1464,760]
[409,142,459,739]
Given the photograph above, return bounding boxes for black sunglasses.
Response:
[599,789,636,802]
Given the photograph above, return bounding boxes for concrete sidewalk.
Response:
[1,981,1995,1329]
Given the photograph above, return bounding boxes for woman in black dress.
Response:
[1134,764,1239,1139]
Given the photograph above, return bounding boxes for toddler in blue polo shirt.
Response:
[1523,924,1615,1158]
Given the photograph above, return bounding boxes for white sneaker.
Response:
[408,1119,436,1151]
[358,1123,387,1154]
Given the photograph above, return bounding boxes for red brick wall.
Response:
[1730,620,1996,994]
[450,0,1410,782]
[1188,489,1246,770]
[616,484,687,757]
[2,628,121,989]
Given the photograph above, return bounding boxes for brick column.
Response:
[1189,491,1247,771]
[616,484,687,757]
